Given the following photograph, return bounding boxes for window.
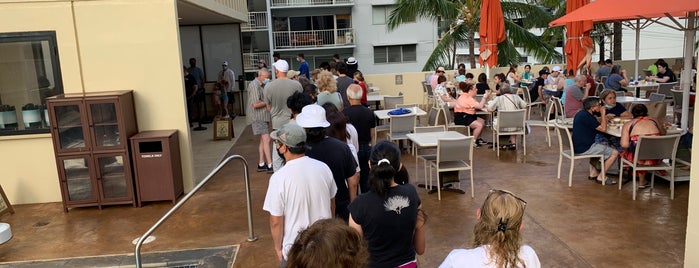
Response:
[372,5,413,25]
[373,45,417,64]
[0,31,63,136]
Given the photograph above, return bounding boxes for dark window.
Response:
[373,45,417,64]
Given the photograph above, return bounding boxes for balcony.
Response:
[241,12,268,31]
[273,29,354,49]
[243,52,271,71]
[271,0,353,8]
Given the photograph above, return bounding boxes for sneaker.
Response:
[222,115,230,119]
[476,138,489,145]
[267,165,274,174]
[256,164,266,172]
[473,142,481,148]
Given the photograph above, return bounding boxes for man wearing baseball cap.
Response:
[430,66,446,90]
[544,66,565,99]
[263,122,337,265]
[265,59,303,172]
[218,61,236,118]
[297,104,358,222]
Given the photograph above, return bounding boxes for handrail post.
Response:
[134,155,257,268]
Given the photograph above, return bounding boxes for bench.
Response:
[291,33,322,46]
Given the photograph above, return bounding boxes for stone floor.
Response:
[0,113,691,268]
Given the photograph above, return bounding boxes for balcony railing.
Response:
[241,12,268,31]
[243,52,272,71]
[271,0,353,7]
[273,28,354,49]
[213,0,247,15]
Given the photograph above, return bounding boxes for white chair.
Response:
[671,89,693,124]
[619,134,681,200]
[554,123,607,186]
[413,125,445,190]
[428,136,474,200]
[648,93,666,102]
[491,109,527,157]
[384,95,404,110]
[438,105,470,136]
[525,100,556,147]
[550,97,572,125]
[522,86,544,119]
[386,113,416,150]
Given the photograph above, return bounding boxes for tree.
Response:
[387,0,563,71]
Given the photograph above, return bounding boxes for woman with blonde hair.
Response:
[315,70,343,110]
[439,189,540,268]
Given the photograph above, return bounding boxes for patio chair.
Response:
[619,134,681,200]
[649,93,666,102]
[384,95,404,109]
[595,82,605,96]
[554,123,607,187]
[550,97,572,125]
[386,113,416,150]
[657,82,678,102]
[413,125,446,190]
[424,84,436,108]
[426,106,441,126]
[671,89,693,124]
[525,100,556,147]
[397,103,421,125]
[428,136,474,200]
[437,105,470,136]
[491,109,527,157]
[522,86,544,119]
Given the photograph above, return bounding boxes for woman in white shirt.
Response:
[439,189,540,268]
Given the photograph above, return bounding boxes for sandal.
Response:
[597,177,618,185]
[508,144,517,150]
[638,181,651,189]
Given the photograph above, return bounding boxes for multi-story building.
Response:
[242,0,438,75]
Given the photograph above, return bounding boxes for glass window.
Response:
[372,6,388,25]
[373,45,417,64]
[0,31,63,135]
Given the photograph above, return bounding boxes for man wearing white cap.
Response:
[296,104,358,222]
[218,61,236,117]
[544,65,565,99]
[265,59,303,171]
[430,66,446,90]
[263,122,337,265]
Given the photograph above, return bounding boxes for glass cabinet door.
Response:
[95,154,131,202]
[52,104,89,152]
[88,102,121,150]
[59,156,97,203]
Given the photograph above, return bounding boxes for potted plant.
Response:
[21,103,42,128]
[0,105,17,129]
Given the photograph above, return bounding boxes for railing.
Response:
[271,0,353,7]
[134,155,257,268]
[241,12,268,31]
[273,28,354,49]
[213,0,248,14]
[243,52,272,71]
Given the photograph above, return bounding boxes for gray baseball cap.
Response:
[271,123,306,147]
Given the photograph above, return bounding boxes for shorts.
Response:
[227,91,235,102]
[252,121,269,135]
[453,112,478,126]
[581,143,615,159]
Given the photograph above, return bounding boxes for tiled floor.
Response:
[0,113,691,268]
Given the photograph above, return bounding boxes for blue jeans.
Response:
[358,143,372,193]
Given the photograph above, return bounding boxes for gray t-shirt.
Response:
[336,76,354,108]
[264,78,303,129]
[316,91,343,111]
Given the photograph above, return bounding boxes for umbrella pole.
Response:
[680,12,696,132]
[634,19,640,83]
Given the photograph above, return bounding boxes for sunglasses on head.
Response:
[489,189,527,208]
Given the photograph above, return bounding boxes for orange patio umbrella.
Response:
[478,0,506,69]
[564,0,594,74]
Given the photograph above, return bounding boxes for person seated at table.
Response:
[530,69,549,103]
[620,104,666,189]
[594,90,632,153]
[572,97,619,185]
[455,82,489,148]
[604,65,629,93]
[493,73,506,94]
[561,70,576,105]
[543,66,565,100]
[476,73,490,95]
[522,64,534,81]
[454,68,467,83]
[465,72,475,84]
[506,64,521,88]
[487,83,527,150]
[434,75,457,108]
[564,75,590,118]
[438,189,540,268]
[651,61,677,83]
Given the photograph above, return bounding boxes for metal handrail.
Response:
[134,155,257,268]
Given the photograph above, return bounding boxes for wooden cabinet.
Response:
[47,91,138,212]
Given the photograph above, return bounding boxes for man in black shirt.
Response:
[530,69,549,103]
[335,62,354,108]
[343,84,375,193]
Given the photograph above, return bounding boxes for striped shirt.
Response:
[246,79,271,124]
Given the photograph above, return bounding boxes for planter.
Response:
[22,109,41,128]
[0,111,17,129]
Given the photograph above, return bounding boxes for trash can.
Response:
[130,130,183,207]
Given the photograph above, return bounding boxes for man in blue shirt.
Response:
[187,58,205,90]
[572,97,618,185]
[297,53,310,80]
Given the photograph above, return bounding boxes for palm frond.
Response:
[387,0,460,30]
[504,20,563,64]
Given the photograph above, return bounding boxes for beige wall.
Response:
[0,0,195,204]
[684,62,699,267]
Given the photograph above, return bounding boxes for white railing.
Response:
[241,12,268,31]
[271,0,353,7]
[213,0,247,14]
[273,28,354,49]
[243,52,272,71]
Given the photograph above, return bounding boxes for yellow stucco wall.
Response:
[0,0,195,204]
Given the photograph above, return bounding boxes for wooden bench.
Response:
[291,33,322,46]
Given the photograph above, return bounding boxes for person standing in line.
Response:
[187,58,205,91]
[247,69,273,173]
[285,218,369,268]
[439,189,540,268]
[273,52,281,63]
[335,62,354,108]
[183,66,198,127]
[264,59,303,172]
[296,104,358,222]
[218,61,236,118]
[297,53,310,80]
[343,84,375,194]
[263,123,337,267]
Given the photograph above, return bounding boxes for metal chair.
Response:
[648,93,666,102]
[491,109,527,157]
[658,82,678,102]
[426,106,441,126]
[384,95,404,109]
[437,105,470,136]
[428,136,474,200]
[525,100,556,147]
[386,113,416,149]
[413,125,445,191]
[550,97,572,125]
[522,86,544,119]
[619,134,681,200]
[425,84,436,108]
[554,123,607,186]
[671,89,693,124]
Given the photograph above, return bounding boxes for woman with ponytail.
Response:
[348,141,426,268]
[439,189,540,268]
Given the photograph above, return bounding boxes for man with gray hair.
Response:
[564,75,590,117]
[264,59,303,171]
[343,84,375,193]
[247,68,273,173]
[572,97,618,185]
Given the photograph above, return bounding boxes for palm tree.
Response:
[387,0,562,71]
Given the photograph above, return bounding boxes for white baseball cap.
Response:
[552,66,561,72]
[296,104,330,128]
[222,61,229,66]
[273,59,290,73]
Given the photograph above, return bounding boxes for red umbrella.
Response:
[564,0,594,74]
[479,0,506,68]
